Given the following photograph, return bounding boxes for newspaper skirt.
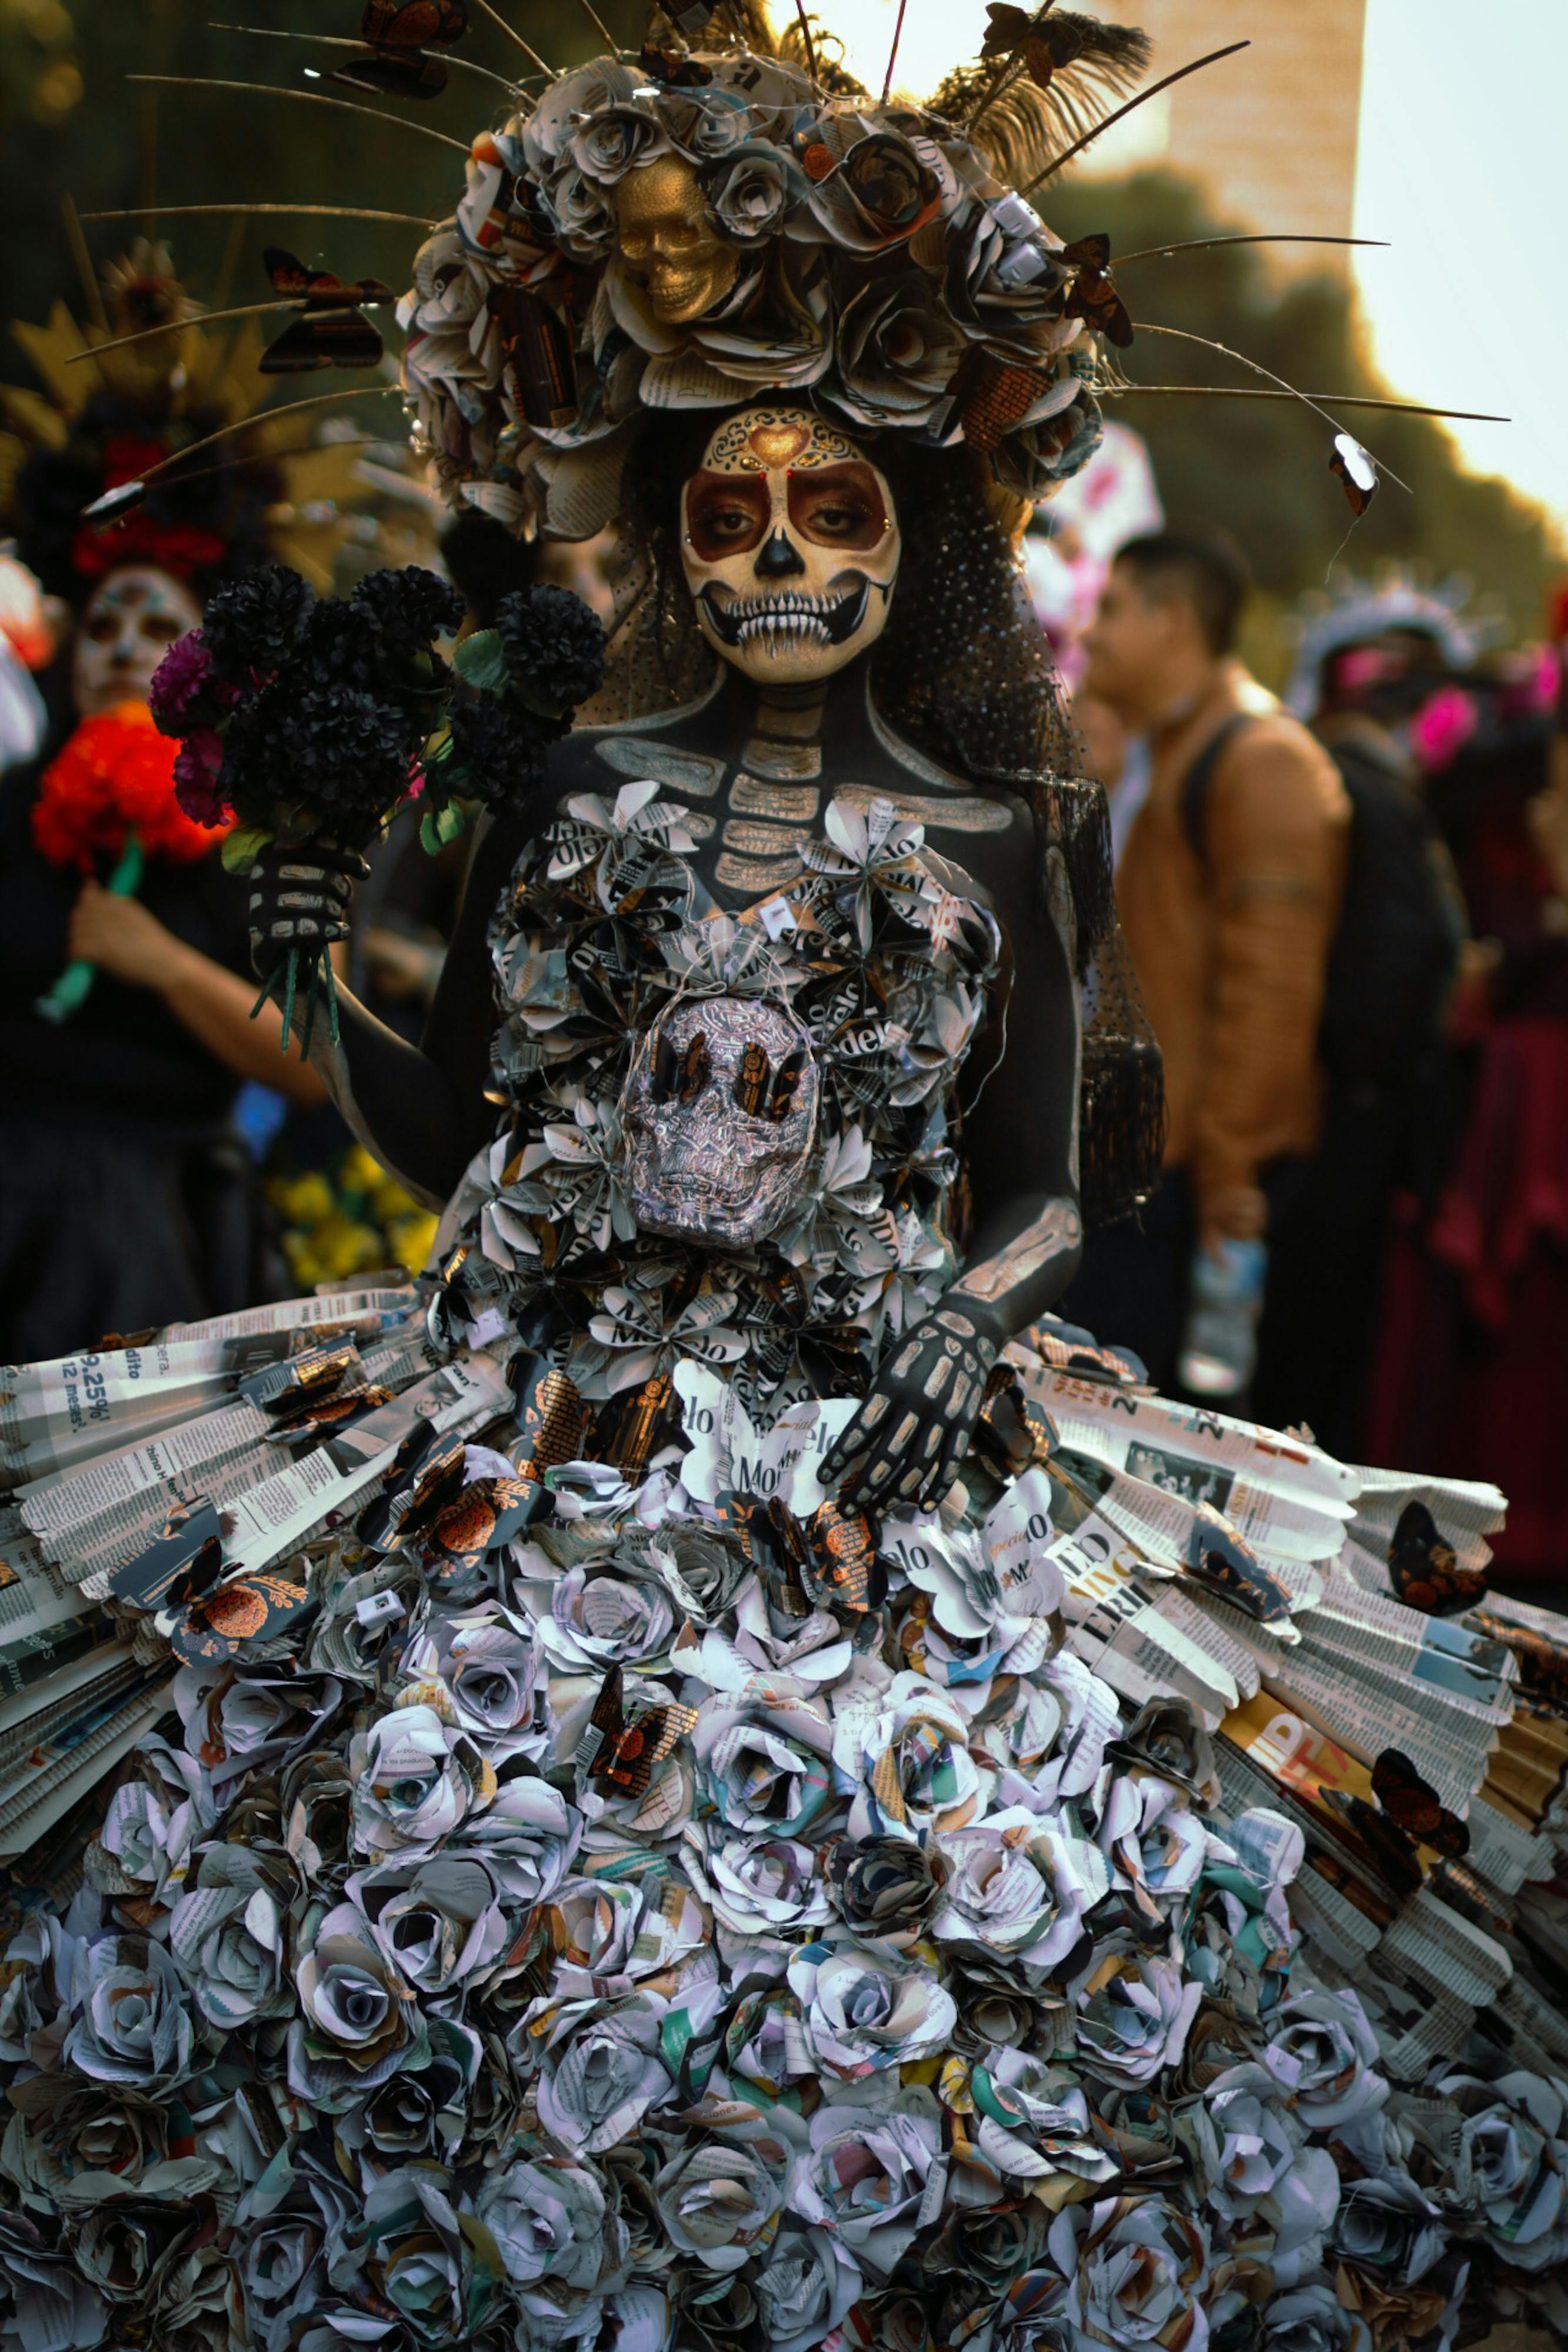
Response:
[0,1281,1563,2347]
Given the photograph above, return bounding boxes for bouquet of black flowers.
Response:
[149,564,606,1050]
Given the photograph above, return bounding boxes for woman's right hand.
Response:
[247,839,369,984]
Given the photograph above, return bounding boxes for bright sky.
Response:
[1352,0,1564,544]
[820,0,1564,545]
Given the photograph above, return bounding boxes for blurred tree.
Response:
[1047,170,1559,652]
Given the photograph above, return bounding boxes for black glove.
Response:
[821,1297,1004,1514]
[248,840,369,983]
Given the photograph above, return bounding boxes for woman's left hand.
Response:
[68,880,188,991]
[821,1298,1002,1515]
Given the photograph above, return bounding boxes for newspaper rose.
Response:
[1429,2070,1568,2266]
[834,1675,984,1839]
[61,1935,195,2093]
[167,1845,297,2031]
[0,2210,108,2352]
[524,1561,676,1673]
[931,1810,1107,1967]
[0,1914,73,2069]
[787,1937,957,2079]
[475,2153,629,2328]
[789,2097,945,2278]
[92,1738,212,1903]
[399,1602,545,1763]
[949,2049,1116,2189]
[289,1901,426,2107]
[1261,1989,1388,2129]
[944,1940,1071,2062]
[334,2019,479,2167]
[754,2221,861,2352]
[350,1703,497,1859]
[453,1770,580,1906]
[1074,1952,1202,2086]
[1049,2193,1212,2352]
[821,1833,947,1949]
[693,1680,833,1837]
[682,1825,834,1939]
[531,1992,671,2156]
[653,2109,803,2271]
[69,2197,198,2314]
[2,2074,208,2205]
[350,2165,502,2346]
[1259,2276,1359,2352]
[344,1853,511,1997]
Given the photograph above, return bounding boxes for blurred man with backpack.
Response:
[1071,529,1463,1453]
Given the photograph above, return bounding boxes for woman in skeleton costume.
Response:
[1,16,1563,2352]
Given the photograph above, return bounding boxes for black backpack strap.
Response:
[1178,712,1258,870]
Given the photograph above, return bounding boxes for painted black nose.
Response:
[754,528,805,579]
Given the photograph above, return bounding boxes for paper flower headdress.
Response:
[399,10,1155,538]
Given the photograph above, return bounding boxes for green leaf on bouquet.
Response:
[420,801,469,855]
[453,629,508,694]
[220,824,274,874]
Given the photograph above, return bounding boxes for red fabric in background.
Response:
[1366,1018,1568,1578]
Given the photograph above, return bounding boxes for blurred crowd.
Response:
[3,356,1566,1595]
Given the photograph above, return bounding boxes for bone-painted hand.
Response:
[821,1298,1004,1515]
[247,840,369,982]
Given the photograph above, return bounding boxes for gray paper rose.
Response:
[167,1844,297,2032]
[1260,2276,1359,2352]
[92,1736,212,1905]
[789,2096,945,2278]
[530,1991,671,2156]
[67,2196,196,2313]
[683,1824,834,1940]
[755,2221,861,2352]
[1429,2068,1568,2266]
[233,2146,356,2352]
[350,1702,497,1859]
[571,105,666,184]
[654,2109,803,2272]
[540,165,617,261]
[787,1936,956,2080]
[831,269,965,433]
[704,144,805,243]
[1260,1988,1388,2129]
[1073,1952,1202,2087]
[289,1900,427,2110]
[2,2074,212,2207]
[0,2210,108,2352]
[401,1600,546,1765]
[345,1852,510,1998]
[61,1935,195,2093]
[526,1561,676,1673]
[1048,2193,1212,2352]
[349,2164,502,2346]
[475,2153,629,2336]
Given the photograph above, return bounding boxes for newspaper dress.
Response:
[0,789,1564,2348]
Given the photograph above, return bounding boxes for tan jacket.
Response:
[1115,670,1350,1207]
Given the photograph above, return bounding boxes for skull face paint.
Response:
[620,994,820,1247]
[72,564,202,720]
[681,408,900,686]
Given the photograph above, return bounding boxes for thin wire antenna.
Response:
[82,201,440,228]
[1131,319,1415,490]
[1106,383,1509,425]
[121,427,399,496]
[1116,232,1389,266]
[60,195,109,330]
[564,0,617,53]
[63,298,388,366]
[792,0,822,92]
[88,385,405,500]
[125,73,471,153]
[210,211,248,313]
[881,0,912,102]
[206,23,524,96]
[467,0,556,77]
[142,85,158,240]
[1021,41,1249,194]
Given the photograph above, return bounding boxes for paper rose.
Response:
[1049,2193,1213,2352]
[475,2153,629,2333]
[821,1832,947,1949]
[166,1844,297,2032]
[349,2166,502,2347]
[1428,2069,1568,2267]
[754,2221,861,2352]
[344,1852,511,1998]
[692,1678,834,1837]
[834,1673,984,1839]
[398,1601,546,1764]
[787,1936,957,2079]
[1074,1952,1203,2087]
[653,2109,803,2272]
[0,2210,109,2352]
[288,1901,426,2108]
[1261,1989,1388,2130]
[61,1935,195,2093]
[788,2096,945,2278]
[531,1992,671,2156]
[931,1808,1108,1967]
[682,1824,834,1939]
[350,1702,497,1859]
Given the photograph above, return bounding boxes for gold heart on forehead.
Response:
[748,419,812,469]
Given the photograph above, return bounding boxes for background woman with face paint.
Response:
[0,245,334,1359]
